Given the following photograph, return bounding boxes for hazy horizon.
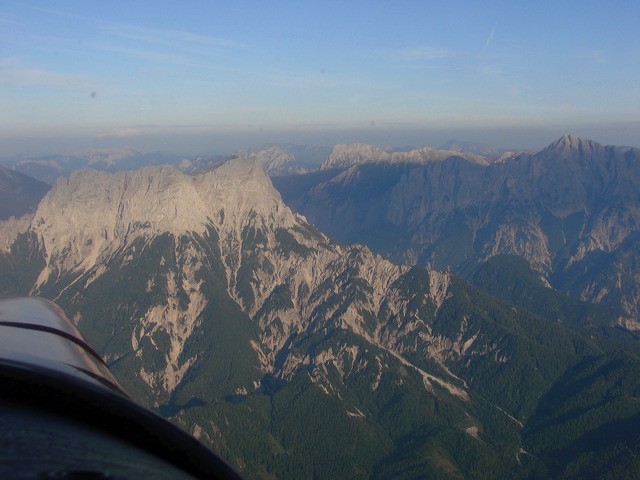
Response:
[3,121,640,159]
[2,1,639,157]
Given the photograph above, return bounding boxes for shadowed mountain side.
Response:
[274,136,640,323]
[0,165,50,221]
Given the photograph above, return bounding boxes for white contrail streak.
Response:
[482,28,496,52]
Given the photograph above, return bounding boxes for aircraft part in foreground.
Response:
[0,296,244,480]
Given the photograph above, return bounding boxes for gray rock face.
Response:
[29,160,286,282]
[320,143,488,170]
[178,146,313,177]
[235,146,309,176]
[543,134,604,157]
[321,143,392,169]
[278,136,640,322]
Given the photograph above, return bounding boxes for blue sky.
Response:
[1,0,639,154]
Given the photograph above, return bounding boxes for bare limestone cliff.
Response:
[320,143,488,170]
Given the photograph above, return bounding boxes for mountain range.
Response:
[1,136,640,479]
[274,134,640,324]
[0,144,332,186]
[436,140,501,157]
[1,148,183,185]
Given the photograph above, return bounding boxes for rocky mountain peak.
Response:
[543,134,603,157]
[232,146,307,176]
[321,143,390,169]
[321,143,487,170]
[30,157,292,282]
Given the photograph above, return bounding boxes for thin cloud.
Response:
[89,42,227,69]
[83,22,249,73]
[481,28,496,53]
[3,2,84,21]
[90,41,352,90]
[105,23,246,53]
[0,59,94,87]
